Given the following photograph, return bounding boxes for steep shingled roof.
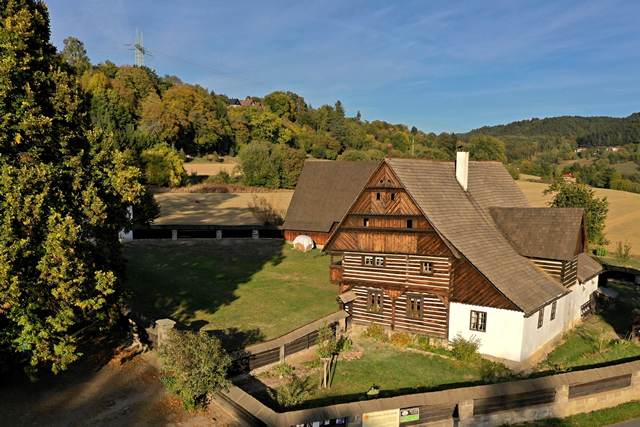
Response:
[577,253,604,283]
[386,158,570,315]
[283,161,379,233]
[489,207,584,261]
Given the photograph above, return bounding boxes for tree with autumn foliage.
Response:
[0,0,146,376]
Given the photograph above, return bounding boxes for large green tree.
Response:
[468,134,507,163]
[543,182,610,246]
[0,0,144,375]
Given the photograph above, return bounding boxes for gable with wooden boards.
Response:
[324,154,601,365]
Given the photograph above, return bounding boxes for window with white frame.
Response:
[470,310,487,332]
[368,291,383,313]
[363,256,373,266]
[406,295,423,319]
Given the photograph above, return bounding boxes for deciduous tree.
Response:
[0,0,145,375]
[543,182,610,246]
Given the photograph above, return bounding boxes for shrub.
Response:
[337,336,353,352]
[205,170,234,184]
[361,322,385,340]
[267,375,312,409]
[614,241,632,262]
[595,247,608,257]
[247,195,287,226]
[390,332,412,347]
[272,362,295,378]
[157,330,231,410]
[450,333,482,363]
[316,321,337,358]
[479,359,511,383]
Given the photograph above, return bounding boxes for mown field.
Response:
[123,240,337,349]
[153,192,293,225]
[517,180,640,255]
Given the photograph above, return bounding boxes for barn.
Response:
[324,153,603,366]
[283,160,378,247]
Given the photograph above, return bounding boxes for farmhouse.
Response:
[283,160,378,246]
[324,153,603,366]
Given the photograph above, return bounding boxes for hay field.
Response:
[183,162,237,176]
[516,181,640,254]
[154,192,293,225]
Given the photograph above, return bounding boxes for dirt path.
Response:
[0,344,240,427]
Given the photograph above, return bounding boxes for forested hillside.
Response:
[61,36,640,194]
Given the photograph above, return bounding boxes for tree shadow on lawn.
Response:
[123,239,286,347]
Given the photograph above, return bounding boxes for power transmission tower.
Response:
[124,28,153,67]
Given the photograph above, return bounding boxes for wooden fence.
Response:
[230,311,349,375]
[132,224,284,240]
[214,359,640,427]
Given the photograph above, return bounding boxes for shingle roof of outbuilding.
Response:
[577,253,604,283]
[386,158,570,316]
[489,207,584,261]
[283,161,379,233]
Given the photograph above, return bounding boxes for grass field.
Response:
[123,240,337,349]
[153,192,293,225]
[183,156,239,176]
[517,181,640,255]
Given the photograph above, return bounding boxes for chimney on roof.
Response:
[456,151,469,191]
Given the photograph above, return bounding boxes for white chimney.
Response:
[456,151,469,191]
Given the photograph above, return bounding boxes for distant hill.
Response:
[462,113,640,147]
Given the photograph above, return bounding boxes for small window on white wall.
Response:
[550,301,557,321]
[537,307,544,329]
[470,310,486,332]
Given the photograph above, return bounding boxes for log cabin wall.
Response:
[350,286,448,338]
[562,256,579,287]
[529,257,579,288]
[342,252,450,293]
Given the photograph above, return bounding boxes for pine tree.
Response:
[0,0,144,375]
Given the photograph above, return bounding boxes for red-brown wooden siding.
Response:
[342,252,450,293]
[450,257,519,311]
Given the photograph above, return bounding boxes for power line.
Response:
[87,42,470,133]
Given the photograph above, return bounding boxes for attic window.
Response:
[391,193,396,201]
[364,218,370,227]
[379,179,384,184]
[376,193,381,200]
[537,307,544,329]
[407,220,413,229]
[421,262,433,275]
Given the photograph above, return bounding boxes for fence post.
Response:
[631,371,640,388]
[172,230,178,241]
[216,230,222,239]
[554,384,570,418]
[157,318,176,347]
[252,229,259,239]
[458,399,474,425]
[280,345,285,363]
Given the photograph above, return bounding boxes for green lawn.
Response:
[539,280,640,372]
[123,240,337,349]
[521,400,640,426]
[308,338,482,406]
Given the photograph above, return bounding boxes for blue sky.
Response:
[47,0,640,134]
